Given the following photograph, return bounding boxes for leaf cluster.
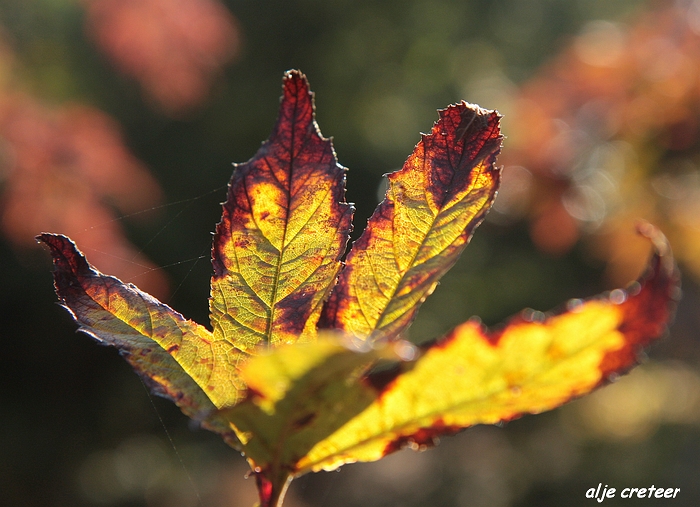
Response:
[39,71,678,507]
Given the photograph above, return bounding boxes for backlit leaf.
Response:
[37,233,239,443]
[224,224,678,483]
[223,336,405,505]
[321,103,501,341]
[211,70,353,355]
[39,71,353,413]
[40,71,680,507]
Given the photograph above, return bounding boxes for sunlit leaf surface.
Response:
[224,336,403,502]
[227,225,678,481]
[40,71,679,507]
[321,103,501,341]
[211,71,353,355]
[37,233,238,442]
[40,71,353,413]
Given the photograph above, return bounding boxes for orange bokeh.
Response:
[0,0,241,298]
[0,91,168,297]
[498,1,700,283]
[82,0,240,116]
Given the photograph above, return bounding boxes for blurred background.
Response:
[1,0,700,505]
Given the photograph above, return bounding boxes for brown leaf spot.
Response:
[363,362,403,393]
[291,412,317,430]
[382,419,463,455]
[275,290,317,336]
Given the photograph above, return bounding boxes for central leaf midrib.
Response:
[264,101,299,345]
[373,145,476,333]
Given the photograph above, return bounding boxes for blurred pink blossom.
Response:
[0,92,169,298]
[83,0,241,116]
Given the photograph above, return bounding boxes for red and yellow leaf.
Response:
[321,103,501,341]
[225,225,678,481]
[37,233,239,442]
[211,70,353,353]
[39,70,681,507]
[39,71,354,411]
[223,336,404,506]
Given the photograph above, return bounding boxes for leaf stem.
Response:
[255,469,292,507]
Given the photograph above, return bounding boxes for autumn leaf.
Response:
[221,223,678,497]
[210,71,353,357]
[39,70,679,507]
[37,233,239,444]
[223,336,409,503]
[320,104,501,341]
[39,71,353,413]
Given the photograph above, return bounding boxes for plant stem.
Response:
[255,469,292,507]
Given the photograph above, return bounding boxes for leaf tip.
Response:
[36,232,66,251]
[635,220,677,282]
[594,223,680,381]
[281,68,313,105]
[36,233,93,282]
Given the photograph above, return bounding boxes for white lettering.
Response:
[589,484,679,500]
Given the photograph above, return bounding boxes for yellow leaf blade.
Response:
[222,336,398,497]
[224,226,678,475]
[38,233,244,422]
[211,70,353,354]
[321,104,502,340]
[301,226,678,472]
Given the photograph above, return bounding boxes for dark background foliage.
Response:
[1,0,699,506]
